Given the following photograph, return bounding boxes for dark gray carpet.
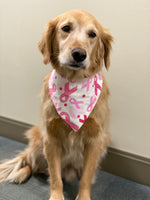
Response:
[0,136,150,200]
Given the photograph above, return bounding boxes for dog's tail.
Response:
[0,126,46,184]
[0,148,31,184]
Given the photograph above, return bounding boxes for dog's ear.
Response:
[101,28,113,70]
[38,18,57,65]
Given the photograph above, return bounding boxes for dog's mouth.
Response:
[62,62,86,70]
[69,62,86,69]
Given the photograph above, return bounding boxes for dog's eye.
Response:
[62,25,71,33]
[89,31,97,38]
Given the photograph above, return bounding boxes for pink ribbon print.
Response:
[70,98,84,109]
[81,78,92,91]
[79,115,87,123]
[87,96,97,112]
[94,75,102,96]
[60,112,79,131]
[54,102,61,112]
[49,70,103,132]
[49,83,56,96]
[60,82,77,103]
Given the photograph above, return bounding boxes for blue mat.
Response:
[0,136,150,200]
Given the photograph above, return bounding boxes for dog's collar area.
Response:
[49,69,103,131]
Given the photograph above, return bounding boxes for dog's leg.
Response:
[77,118,102,200]
[77,142,101,200]
[43,118,68,200]
[44,137,63,200]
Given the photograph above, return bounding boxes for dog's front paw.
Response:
[49,196,64,200]
[49,198,64,200]
[49,197,64,200]
[76,193,91,200]
[49,191,64,200]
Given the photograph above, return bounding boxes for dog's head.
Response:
[39,10,113,77]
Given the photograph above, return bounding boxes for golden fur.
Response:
[0,9,113,200]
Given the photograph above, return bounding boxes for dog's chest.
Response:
[61,132,84,170]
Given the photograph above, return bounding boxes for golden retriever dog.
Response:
[0,9,113,200]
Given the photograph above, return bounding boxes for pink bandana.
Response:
[49,70,103,132]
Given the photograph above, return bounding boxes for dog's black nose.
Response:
[71,48,87,62]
